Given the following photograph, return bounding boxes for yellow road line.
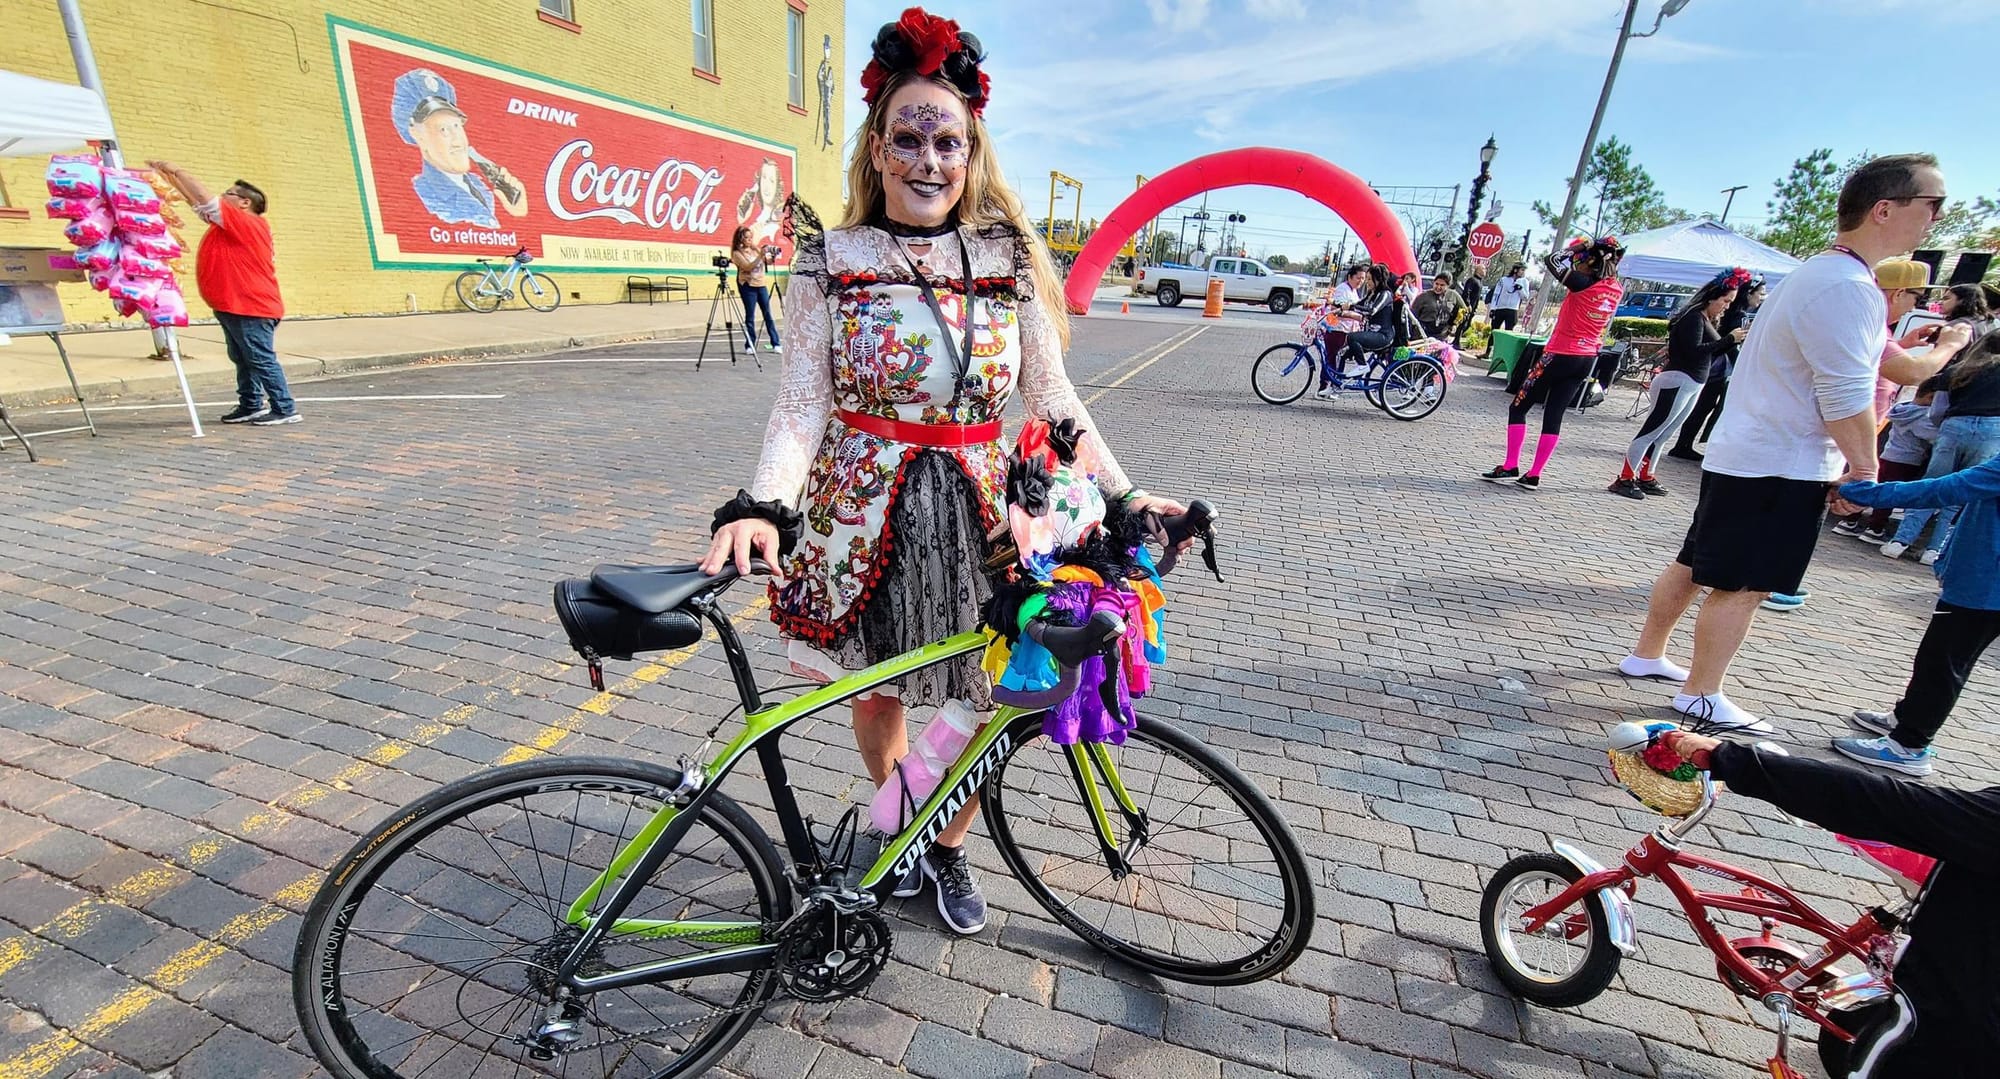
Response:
[1082,325,1208,407]
[1,603,761,1076]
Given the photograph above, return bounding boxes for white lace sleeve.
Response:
[1017,295,1133,495]
[749,269,833,505]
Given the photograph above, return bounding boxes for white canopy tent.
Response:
[0,69,114,155]
[1615,219,1804,288]
[0,68,203,457]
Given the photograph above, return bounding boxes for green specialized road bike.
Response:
[292,506,1315,1079]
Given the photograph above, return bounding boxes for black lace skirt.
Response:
[813,451,994,708]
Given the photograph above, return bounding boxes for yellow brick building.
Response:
[0,1,846,320]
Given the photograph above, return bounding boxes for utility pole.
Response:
[1719,184,1748,224]
[1528,0,1636,333]
[56,0,205,437]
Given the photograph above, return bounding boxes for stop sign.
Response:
[1467,222,1507,261]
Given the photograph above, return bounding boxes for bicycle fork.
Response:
[1064,741,1149,879]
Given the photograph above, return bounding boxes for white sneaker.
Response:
[1919,549,1940,566]
[1671,691,1773,735]
[1880,541,1909,559]
[1314,388,1335,399]
[1619,654,1689,682]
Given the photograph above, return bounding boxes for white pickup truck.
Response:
[1132,256,1315,314]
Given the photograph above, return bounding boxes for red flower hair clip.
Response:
[860,7,990,116]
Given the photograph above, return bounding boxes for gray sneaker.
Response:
[891,857,924,898]
[923,844,986,935]
[1850,710,1895,737]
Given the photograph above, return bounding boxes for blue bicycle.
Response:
[1250,333,1449,420]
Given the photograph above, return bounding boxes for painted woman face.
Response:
[871,80,970,228]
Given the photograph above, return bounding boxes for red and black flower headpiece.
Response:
[860,7,990,116]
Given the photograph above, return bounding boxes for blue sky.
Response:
[845,0,2000,263]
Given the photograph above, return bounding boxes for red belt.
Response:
[837,409,1000,448]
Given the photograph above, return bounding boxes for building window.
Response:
[692,0,716,75]
[786,7,806,108]
[538,0,574,20]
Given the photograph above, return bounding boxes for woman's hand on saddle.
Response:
[700,519,787,583]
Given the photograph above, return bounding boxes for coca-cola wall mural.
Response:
[330,18,796,273]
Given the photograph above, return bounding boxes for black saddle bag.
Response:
[552,578,704,685]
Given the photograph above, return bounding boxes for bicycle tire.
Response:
[293,756,789,1079]
[982,713,1315,985]
[1362,356,1390,409]
[455,270,502,313]
[523,271,562,312]
[1251,343,1314,406]
[1378,358,1448,421]
[1480,852,1619,1008]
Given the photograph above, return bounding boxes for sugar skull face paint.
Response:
[872,81,970,228]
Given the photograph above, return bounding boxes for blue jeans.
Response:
[1893,415,2000,553]
[738,284,778,347]
[214,311,293,414]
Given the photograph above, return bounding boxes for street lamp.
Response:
[1450,136,1499,279]
[1527,0,1693,332]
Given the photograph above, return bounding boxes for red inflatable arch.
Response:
[1063,147,1417,315]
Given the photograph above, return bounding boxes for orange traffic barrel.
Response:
[1202,277,1224,319]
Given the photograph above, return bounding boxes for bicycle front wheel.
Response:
[455,270,502,313]
[982,714,1314,984]
[1251,343,1314,405]
[293,756,789,1079]
[522,271,562,312]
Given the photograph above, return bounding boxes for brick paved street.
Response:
[2,315,1992,1078]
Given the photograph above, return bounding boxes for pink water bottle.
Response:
[869,700,982,833]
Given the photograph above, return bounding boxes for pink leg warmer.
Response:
[1502,424,1528,470]
[1527,433,1560,477]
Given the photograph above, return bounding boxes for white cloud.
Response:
[1243,0,1307,19]
[1144,0,1213,31]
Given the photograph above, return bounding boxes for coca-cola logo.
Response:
[544,139,724,234]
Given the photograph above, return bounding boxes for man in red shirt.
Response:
[147,160,298,425]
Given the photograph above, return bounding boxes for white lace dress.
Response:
[748,217,1131,704]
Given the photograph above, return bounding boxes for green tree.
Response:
[1530,137,1684,248]
[1934,191,2000,251]
[1755,149,1885,257]
[1265,253,1290,270]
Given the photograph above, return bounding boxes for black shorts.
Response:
[1490,308,1519,331]
[1675,471,1830,594]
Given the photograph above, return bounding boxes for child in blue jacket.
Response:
[1834,453,2000,775]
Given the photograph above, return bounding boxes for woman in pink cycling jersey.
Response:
[1480,236,1624,491]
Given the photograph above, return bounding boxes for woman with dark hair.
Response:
[1883,330,2000,564]
[1611,269,1748,498]
[1671,276,1765,461]
[728,225,781,353]
[700,8,1188,934]
[1938,283,1989,335]
[1479,236,1625,491]
[1334,262,1420,376]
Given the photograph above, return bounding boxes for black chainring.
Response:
[777,907,892,1002]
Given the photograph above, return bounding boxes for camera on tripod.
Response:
[710,254,733,271]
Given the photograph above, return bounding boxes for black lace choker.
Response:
[873,216,957,238]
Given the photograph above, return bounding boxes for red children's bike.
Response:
[1479,725,1919,1078]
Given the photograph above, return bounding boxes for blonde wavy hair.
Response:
[839,72,1071,348]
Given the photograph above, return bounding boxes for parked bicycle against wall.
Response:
[456,246,561,313]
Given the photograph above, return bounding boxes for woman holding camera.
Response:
[729,226,781,353]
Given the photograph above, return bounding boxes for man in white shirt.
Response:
[1618,154,1953,732]
[1482,264,1529,357]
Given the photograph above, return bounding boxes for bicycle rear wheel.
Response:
[982,713,1314,984]
[455,270,502,313]
[293,756,789,1079]
[522,271,562,312]
[1251,343,1314,405]
[1378,358,1448,420]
